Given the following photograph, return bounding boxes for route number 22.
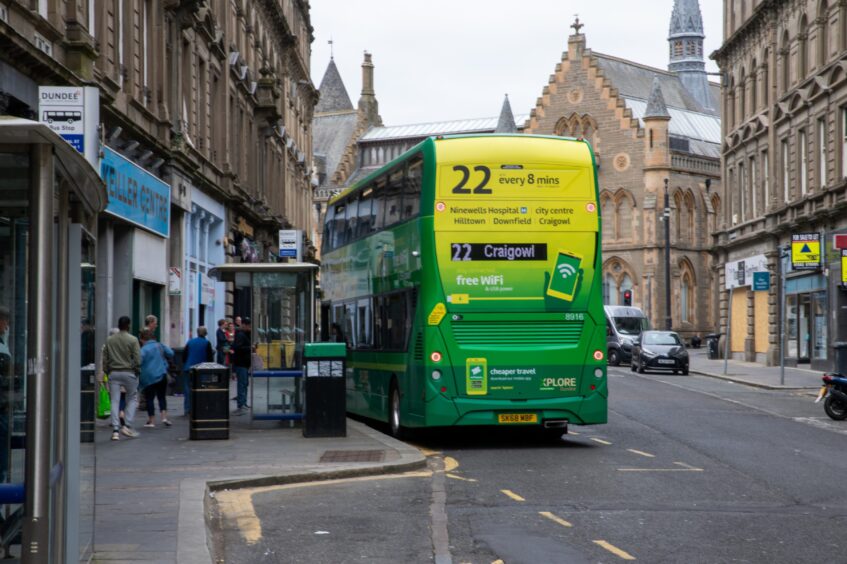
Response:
[451,165,492,195]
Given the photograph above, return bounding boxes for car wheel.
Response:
[608,349,620,367]
[682,367,689,376]
[673,370,678,375]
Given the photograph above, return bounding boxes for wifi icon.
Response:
[557,263,576,279]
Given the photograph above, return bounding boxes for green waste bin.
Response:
[303,343,347,438]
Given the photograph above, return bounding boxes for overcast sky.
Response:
[309,1,723,126]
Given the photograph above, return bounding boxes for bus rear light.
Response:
[590,384,596,391]
[436,201,446,212]
[594,368,604,378]
[586,202,597,213]
[431,370,442,381]
[440,386,447,393]
[430,351,443,363]
[593,350,604,361]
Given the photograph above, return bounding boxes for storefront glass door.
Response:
[812,291,827,362]
[798,294,811,363]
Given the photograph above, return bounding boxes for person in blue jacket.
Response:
[139,329,174,428]
[182,326,214,415]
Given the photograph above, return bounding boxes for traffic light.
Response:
[623,289,632,306]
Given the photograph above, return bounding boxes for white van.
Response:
[604,305,650,366]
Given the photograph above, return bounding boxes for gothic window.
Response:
[684,192,695,243]
[673,191,683,240]
[679,267,695,324]
[555,114,599,146]
[602,264,634,306]
[617,195,633,241]
[686,41,697,56]
[601,193,614,240]
[761,49,769,107]
[738,68,746,119]
[673,40,683,57]
[728,77,736,129]
[709,194,721,234]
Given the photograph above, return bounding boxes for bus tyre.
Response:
[389,384,405,439]
[608,349,620,366]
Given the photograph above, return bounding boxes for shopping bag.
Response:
[97,382,110,419]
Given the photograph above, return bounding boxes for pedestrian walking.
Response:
[182,326,214,415]
[139,329,174,428]
[232,317,252,415]
[103,316,141,440]
[215,318,229,365]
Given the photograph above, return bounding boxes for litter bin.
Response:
[80,364,96,443]
[189,362,229,440]
[834,342,847,375]
[706,334,721,360]
[303,343,346,438]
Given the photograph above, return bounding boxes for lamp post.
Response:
[663,178,672,331]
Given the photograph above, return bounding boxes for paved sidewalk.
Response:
[688,348,823,390]
[93,384,425,564]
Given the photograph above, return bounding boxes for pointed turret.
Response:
[668,0,712,111]
[645,77,670,119]
[643,77,671,169]
[494,94,517,133]
[315,58,354,114]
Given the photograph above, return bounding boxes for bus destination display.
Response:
[451,243,547,261]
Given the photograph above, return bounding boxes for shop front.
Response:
[0,117,105,562]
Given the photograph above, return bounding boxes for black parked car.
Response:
[631,331,689,375]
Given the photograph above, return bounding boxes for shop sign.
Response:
[752,271,770,291]
[834,234,847,250]
[842,250,847,287]
[725,254,767,289]
[200,272,215,306]
[101,147,171,238]
[168,267,182,295]
[38,86,99,168]
[279,229,302,259]
[791,233,821,270]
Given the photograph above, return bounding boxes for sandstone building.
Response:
[524,4,723,342]
[713,0,847,370]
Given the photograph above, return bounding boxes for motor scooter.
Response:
[814,372,847,420]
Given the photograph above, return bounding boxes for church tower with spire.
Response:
[668,0,712,111]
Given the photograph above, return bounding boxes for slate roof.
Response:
[669,0,705,38]
[360,114,529,142]
[495,95,518,133]
[313,112,358,186]
[315,59,354,114]
[594,53,720,115]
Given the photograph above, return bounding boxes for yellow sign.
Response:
[842,251,847,285]
[427,303,446,326]
[791,233,821,270]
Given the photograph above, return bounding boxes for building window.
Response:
[782,139,790,202]
[800,130,808,196]
[818,117,827,188]
[750,61,758,112]
[842,108,847,178]
[738,161,746,220]
[762,151,769,211]
[799,15,809,79]
[739,68,746,119]
[781,31,790,92]
[673,40,683,57]
[617,195,633,240]
[681,272,692,323]
[750,156,757,217]
[601,195,614,240]
[819,1,829,66]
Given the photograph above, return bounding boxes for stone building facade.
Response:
[713,0,847,370]
[524,7,723,341]
[0,0,316,349]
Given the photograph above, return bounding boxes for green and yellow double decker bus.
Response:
[320,134,606,437]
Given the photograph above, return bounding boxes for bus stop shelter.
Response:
[208,263,318,423]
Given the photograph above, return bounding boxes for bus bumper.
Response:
[425,381,608,427]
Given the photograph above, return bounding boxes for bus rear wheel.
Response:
[389,383,405,439]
